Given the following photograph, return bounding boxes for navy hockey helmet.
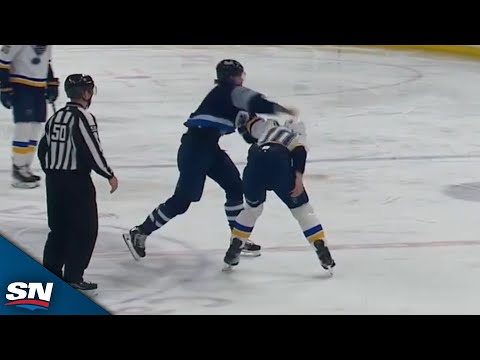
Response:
[215,59,244,83]
[64,74,96,99]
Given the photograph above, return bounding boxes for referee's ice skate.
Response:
[69,281,98,297]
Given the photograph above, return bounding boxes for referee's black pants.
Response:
[43,172,98,284]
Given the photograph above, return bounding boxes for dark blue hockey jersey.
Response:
[184,83,282,135]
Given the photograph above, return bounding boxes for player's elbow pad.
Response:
[291,146,307,174]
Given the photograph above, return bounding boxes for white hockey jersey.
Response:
[0,45,53,88]
[250,118,309,152]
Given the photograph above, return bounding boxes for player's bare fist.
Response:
[109,175,118,194]
[290,172,305,198]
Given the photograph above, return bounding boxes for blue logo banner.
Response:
[0,235,109,315]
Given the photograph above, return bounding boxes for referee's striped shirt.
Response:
[38,102,114,179]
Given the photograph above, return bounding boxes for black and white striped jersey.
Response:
[38,102,114,179]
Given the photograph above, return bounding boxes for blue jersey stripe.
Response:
[303,224,324,238]
[12,141,31,148]
[184,118,235,134]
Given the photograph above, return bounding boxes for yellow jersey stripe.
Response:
[307,230,325,243]
[232,228,252,239]
[13,147,35,154]
[10,77,47,88]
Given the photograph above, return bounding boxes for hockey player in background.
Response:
[0,45,59,188]
[222,115,336,274]
[123,59,297,260]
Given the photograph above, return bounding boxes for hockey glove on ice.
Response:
[0,86,13,109]
[46,77,59,103]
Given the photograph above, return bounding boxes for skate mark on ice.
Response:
[42,152,480,171]
[64,49,424,103]
[0,206,118,221]
[4,219,480,256]
[115,296,232,315]
[0,152,472,175]
[444,182,480,203]
[97,226,222,314]
[114,75,151,80]
[95,238,480,260]
[2,222,229,314]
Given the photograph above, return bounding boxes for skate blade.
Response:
[222,263,236,272]
[122,233,141,262]
[241,250,261,258]
[11,181,39,189]
[323,266,334,277]
[79,289,98,297]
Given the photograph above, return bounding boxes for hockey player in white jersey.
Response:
[0,45,59,188]
[222,113,336,273]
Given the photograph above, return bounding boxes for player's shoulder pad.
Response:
[284,118,309,150]
[0,45,23,54]
[1,45,12,55]
[284,118,306,135]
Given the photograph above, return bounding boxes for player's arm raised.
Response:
[0,45,22,109]
[231,86,298,117]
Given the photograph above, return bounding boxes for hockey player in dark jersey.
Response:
[123,59,297,261]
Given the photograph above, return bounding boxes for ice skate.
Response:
[222,237,245,272]
[313,240,336,275]
[69,281,98,297]
[241,239,261,257]
[123,226,148,261]
[11,165,39,189]
[26,166,41,182]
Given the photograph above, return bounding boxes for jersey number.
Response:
[269,128,296,146]
[51,124,68,142]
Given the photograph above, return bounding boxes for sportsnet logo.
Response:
[4,282,54,311]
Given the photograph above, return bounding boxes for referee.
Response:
[38,74,118,292]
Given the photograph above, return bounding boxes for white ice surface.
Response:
[1,45,480,314]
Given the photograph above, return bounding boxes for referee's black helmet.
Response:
[64,74,96,99]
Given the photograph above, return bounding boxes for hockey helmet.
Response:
[215,59,244,83]
[64,74,96,99]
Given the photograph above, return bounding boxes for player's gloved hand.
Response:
[0,86,13,109]
[46,77,59,103]
[235,111,251,129]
